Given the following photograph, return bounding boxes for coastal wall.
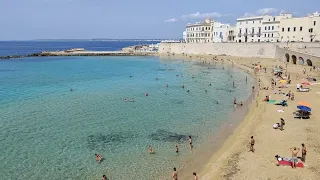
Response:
[159,42,320,60]
[275,47,320,66]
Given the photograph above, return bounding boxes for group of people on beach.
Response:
[250,62,309,170]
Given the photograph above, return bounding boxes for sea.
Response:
[0,41,255,180]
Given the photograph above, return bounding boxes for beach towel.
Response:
[277,160,304,168]
[277,110,284,113]
[268,100,275,104]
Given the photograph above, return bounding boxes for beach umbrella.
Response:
[297,105,311,112]
[301,82,310,85]
[298,101,311,107]
[279,80,287,83]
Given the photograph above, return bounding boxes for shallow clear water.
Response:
[0,56,254,179]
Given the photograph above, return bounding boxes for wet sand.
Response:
[160,54,320,180]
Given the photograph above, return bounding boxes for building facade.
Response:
[278,12,320,42]
[185,19,213,43]
[183,31,186,42]
[261,14,292,42]
[235,16,264,43]
[212,22,231,42]
[235,14,293,43]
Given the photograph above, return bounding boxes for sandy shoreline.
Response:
[159,53,320,180]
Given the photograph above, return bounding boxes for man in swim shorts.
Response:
[193,172,198,180]
[301,143,307,162]
[290,147,300,168]
[172,167,178,180]
[249,136,255,153]
[188,136,193,149]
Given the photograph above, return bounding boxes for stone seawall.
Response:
[159,42,320,59]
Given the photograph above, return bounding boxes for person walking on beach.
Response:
[175,145,179,153]
[290,147,300,168]
[172,167,178,180]
[188,136,193,149]
[301,143,307,162]
[249,136,255,153]
[280,118,285,131]
[193,172,198,180]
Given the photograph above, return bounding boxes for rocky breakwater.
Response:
[0,51,156,60]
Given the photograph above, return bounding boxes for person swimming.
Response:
[187,90,190,92]
[205,90,207,93]
[182,84,184,89]
[145,92,149,96]
[95,154,103,163]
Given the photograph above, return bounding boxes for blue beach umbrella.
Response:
[297,105,311,112]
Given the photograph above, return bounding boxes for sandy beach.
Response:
[161,53,320,180]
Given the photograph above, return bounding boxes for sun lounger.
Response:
[297,88,309,92]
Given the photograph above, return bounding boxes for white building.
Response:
[261,14,292,42]
[235,14,292,43]
[235,16,264,43]
[278,12,320,42]
[183,31,187,42]
[227,26,236,42]
[185,19,213,43]
[212,22,231,42]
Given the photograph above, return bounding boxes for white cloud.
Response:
[243,8,281,17]
[164,18,178,23]
[256,8,279,15]
[181,12,226,20]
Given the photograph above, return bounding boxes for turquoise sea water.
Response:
[0,56,254,180]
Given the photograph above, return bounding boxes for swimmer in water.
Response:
[132,98,135,102]
[175,145,179,153]
[149,145,153,154]
[166,84,169,88]
[95,154,103,163]
[129,75,132,78]
[102,175,108,180]
[70,88,73,92]
[205,90,207,93]
[124,98,128,102]
[209,84,212,86]
[145,92,149,96]
[182,84,184,89]
[187,90,190,92]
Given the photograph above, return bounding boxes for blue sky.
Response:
[0,0,318,40]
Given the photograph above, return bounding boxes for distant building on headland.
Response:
[121,44,159,53]
[183,12,320,43]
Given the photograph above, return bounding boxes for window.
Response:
[314,21,316,26]
[300,27,303,31]
[265,27,267,30]
[268,34,270,37]
[272,26,274,30]
[269,19,270,21]
[282,28,284,32]
[294,27,296,31]
[264,34,266,37]
[309,28,313,33]
[272,33,273,37]
[273,17,276,21]
[258,39,260,42]
[288,27,290,32]
[253,21,254,24]
[268,26,270,30]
